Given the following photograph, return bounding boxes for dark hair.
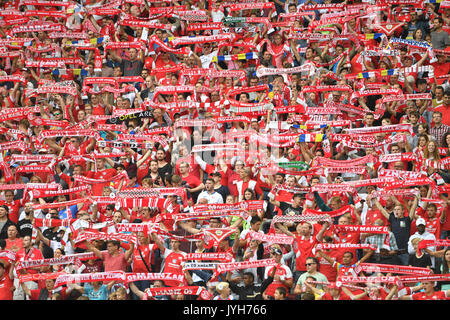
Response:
[409,111,420,118]
[0,205,8,213]
[115,164,126,171]
[243,188,256,200]
[275,287,287,297]
[243,272,255,281]
[211,171,222,178]
[106,240,121,248]
[416,78,427,86]
[441,132,450,148]
[343,251,354,259]
[306,256,320,270]
[301,292,315,300]
[250,216,262,224]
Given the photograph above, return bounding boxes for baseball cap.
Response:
[416,218,426,226]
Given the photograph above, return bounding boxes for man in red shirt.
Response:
[431,54,450,85]
[130,231,158,300]
[150,232,186,287]
[277,221,322,283]
[15,235,43,275]
[85,158,118,196]
[60,136,96,169]
[85,239,134,272]
[14,235,44,299]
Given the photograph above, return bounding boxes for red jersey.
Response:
[181,173,202,189]
[264,264,293,298]
[317,248,341,282]
[162,249,186,287]
[132,243,157,273]
[15,247,44,274]
[85,168,118,196]
[412,291,448,300]
[293,235,317,272]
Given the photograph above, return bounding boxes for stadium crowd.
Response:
[0,0,449,301]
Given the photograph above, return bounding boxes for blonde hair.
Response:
[216,282,229,293]
[115,287,128,299]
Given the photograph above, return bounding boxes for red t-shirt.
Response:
[264,264,293,298]
[365,209,389,227]
[162,249,186,287]
[431,61,450,85]
[317,248,341,282]
[132,244,157,273]
[86,168,118,196]
[293,235,317,272]
[182,173,202,189]
[15,247,44,274]
[101,251,128,272]
[412,291,448,300]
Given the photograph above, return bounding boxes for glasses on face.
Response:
[305,263,316,266]
[54,112,60,116]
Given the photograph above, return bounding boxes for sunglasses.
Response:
[305,263,316,266]
[53,112,60,116]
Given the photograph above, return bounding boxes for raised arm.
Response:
[124,242,135,261]
[84,240,103,259]
[316,249,336,266]
[150,232,166,254]
[372,196,390,220]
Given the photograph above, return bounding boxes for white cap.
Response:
[415,218,426,226]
